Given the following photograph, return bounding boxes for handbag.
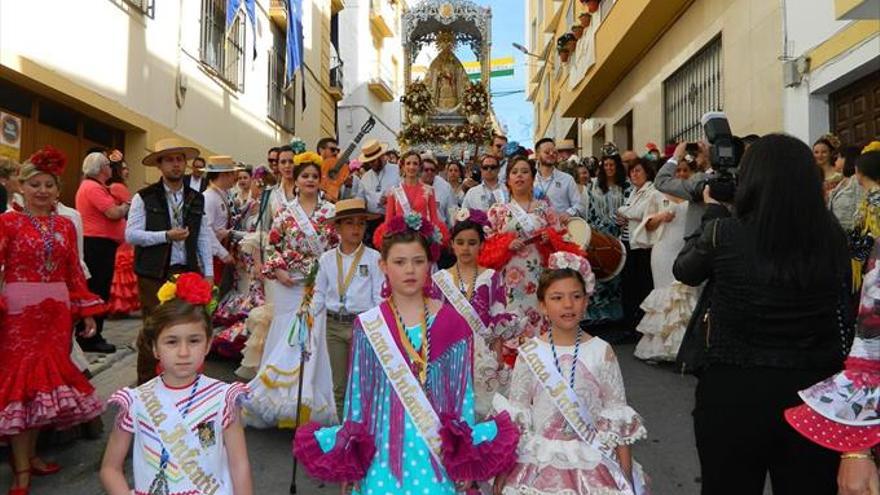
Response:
[675,220,719,375]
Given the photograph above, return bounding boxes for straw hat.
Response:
[142,138,200,166]
[204,155,245,173]
[358,139,388,163]
[332,198,381,222]
[557,139,579,151]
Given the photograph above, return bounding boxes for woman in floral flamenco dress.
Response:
[0,147,105,495]
[294,215,519,495]
[106,158,140,316]
[372,150,450,248]
[243,151,338,428]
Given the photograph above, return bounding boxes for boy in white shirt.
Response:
[311,198,384,420]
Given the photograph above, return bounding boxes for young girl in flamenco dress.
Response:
[100,272,253,495]
[432,207,520,419]
[494,252,650,495]
[294,212,519,495]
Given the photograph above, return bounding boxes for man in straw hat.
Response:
[125,137,216,384]
[355,138,399,247]
[311,198,383,419]
[203,155,245,295]
[557,138,580,163]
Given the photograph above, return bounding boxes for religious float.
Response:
[399,0,496,157]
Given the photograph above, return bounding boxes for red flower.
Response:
[175,272,213,305]
[28,146,67,177]
[268,228,281,245]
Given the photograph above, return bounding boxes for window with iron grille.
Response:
[268,23,295,131]
[124,0,155,17]
[663,36,722,143]
[200,0,245,91]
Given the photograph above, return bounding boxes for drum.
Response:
[585,228,626,282]
[564,217,591,247]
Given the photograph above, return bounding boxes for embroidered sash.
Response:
[358,306,445,467]
[136,379,224,495]
[432,270,488,339]
[519,338,644,495]
[392,186,413,216]
[290,199,322,255]
[508,201,538,236]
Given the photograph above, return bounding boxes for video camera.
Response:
[695,112,743,203]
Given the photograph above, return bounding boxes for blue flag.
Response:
[286,0,306,110]
[226,0,257,58]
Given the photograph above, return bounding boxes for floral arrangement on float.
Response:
[462,81,489,123]
[556,32,577,63]
[399,121,494,146]
[401,81,434,123]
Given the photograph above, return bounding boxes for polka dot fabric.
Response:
[785,403,880,452]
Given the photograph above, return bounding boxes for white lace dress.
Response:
[497,337,648,495]
[632,195,698,362]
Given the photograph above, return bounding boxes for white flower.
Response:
[455,208,470,223]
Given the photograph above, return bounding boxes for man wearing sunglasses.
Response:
[534,137,585,222]
[317,137,340,162]
[491,134,509,180]
[266,146,281,179]
[420,153,455,226]
[462,154,508,211]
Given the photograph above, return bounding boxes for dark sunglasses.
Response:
[482,165,500,171]
[423,168,437,173]
[267,158,278,163]
[328,147,340,154]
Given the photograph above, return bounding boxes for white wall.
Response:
[781,0,880,144]
[0,0,326,166]
[337,0,404,152]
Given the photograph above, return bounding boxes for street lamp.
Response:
[512,42,544,60]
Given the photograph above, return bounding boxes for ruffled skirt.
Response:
[0,293,103,435]
[107,244,140,316]
[633,282,697,362]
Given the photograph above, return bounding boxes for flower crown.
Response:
[453,207,489,229]
[548,252,596,296]
[27,146,67,177]
[157,272,218,314]
[294,151,323,167]
[384,212,443,261]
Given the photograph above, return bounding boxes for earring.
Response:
[154,362,164,376]
[381,277,392,298]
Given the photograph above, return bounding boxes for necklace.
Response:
[180,374,202,419]
[388,296,431,385]
[24,209,57,280]
[549,326,581,392]
[454,264,478,299]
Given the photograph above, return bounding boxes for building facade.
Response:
[782,0,879,148]
[0,0,342,204]
[337,0,408,154]
[527,0,788,157]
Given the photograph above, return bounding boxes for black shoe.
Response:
[79,339,117,354]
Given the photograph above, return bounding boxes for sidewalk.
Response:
[83,317,141,396]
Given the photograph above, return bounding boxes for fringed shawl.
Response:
[344,302,473,482]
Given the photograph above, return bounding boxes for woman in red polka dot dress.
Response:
[787,168,880,495]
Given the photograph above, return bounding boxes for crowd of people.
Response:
[0,126,880,495]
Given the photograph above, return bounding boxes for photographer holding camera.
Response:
[654,140,711,236]
[672,133,852,494]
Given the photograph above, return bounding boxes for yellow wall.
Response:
[530,0,785,153]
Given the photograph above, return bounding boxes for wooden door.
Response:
[831,72,880,148]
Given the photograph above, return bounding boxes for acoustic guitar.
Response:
[320,116,376,202]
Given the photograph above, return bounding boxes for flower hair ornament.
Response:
[294,151,323,167]
[379,212,444,262]
[26,146,67,177]
[289,137,307,154]
[156,272,219,315]
[548,251,596,296]
[453,207,490,231]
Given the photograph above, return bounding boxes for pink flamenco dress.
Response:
[107,182,139,316]
[786,242,880,454]
[372,182,450,248]
[0,210,105,436]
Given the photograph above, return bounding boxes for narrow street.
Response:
[0,319,702,494]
